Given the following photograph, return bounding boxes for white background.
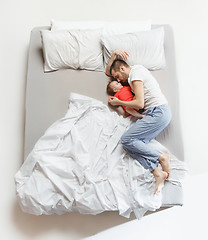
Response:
[0,0,208,239]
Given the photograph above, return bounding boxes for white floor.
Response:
[83,173,208,240]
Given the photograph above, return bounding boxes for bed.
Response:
[15,23,186,219]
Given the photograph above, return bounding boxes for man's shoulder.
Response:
[129,64,149,80]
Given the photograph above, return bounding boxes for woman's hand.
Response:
[113,50,129,61]
[108,96,121,106]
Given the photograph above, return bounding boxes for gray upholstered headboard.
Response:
[24,25,184,162]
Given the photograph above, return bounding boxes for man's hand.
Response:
[108,96,121,106]
[106,49,129,76]
[113,50,129,61]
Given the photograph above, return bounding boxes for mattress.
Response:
[20,24,185,216]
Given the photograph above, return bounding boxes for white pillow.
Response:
[101,27,166,70]
[72,29,104,71]
[103,20,152,35]
[51,19,152,34]
[41,29,104,72]
[41,30,79,72]
[46,20,152,72]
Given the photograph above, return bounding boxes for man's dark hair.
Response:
[110,59,129,75]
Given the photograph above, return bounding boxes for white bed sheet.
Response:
[82,173,208,240]
[15,93,187,219]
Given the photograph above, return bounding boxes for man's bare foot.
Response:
[158,153,171,178]
[152,167,168,195]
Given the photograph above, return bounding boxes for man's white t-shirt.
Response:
[128,65,167,110]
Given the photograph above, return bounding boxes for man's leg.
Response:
[121,105,171,172]
[152,167,168,195]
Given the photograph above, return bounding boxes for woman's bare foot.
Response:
[152,167,168,195]
[158,153,171,178]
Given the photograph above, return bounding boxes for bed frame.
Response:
[24,24,184,207]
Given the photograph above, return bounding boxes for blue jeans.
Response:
[121,104,172,172]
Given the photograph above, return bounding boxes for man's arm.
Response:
[105,50,129,76]
[125,107,146,118]
[108,81,144,110]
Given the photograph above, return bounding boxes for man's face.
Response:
[111,67,129,84]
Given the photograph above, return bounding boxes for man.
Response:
[106,49,171,195]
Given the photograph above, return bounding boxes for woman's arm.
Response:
[105,50,129,76]
[108,81,144,110]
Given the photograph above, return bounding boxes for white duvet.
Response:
[15,93,186,219]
